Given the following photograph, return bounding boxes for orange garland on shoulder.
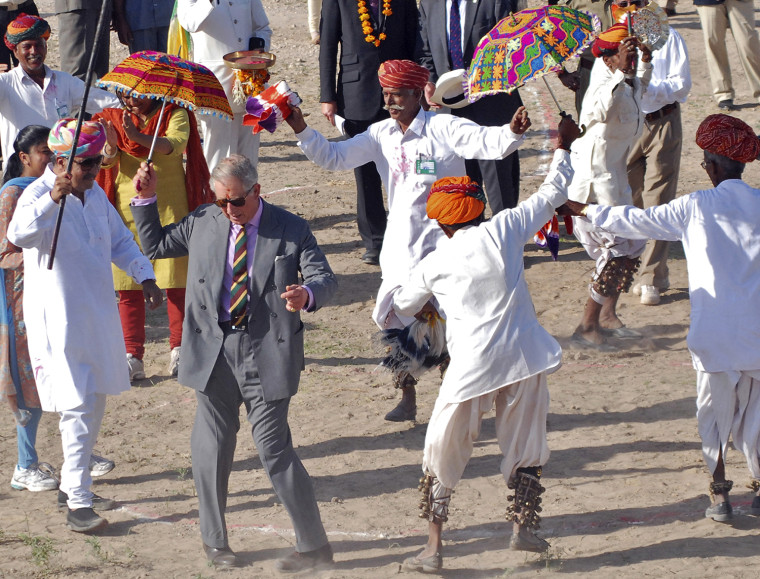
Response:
[358,0,392,47]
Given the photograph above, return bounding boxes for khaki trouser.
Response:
[696,0,760,103]
[628,106,683,289]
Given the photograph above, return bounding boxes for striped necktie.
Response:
[230,226,248,327]
[449,0,464,70]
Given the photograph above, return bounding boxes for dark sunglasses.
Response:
[72,155,104,170]
[214,196,248,208]
[617,0,645,6]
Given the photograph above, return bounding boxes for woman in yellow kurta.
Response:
[96,93,211,381]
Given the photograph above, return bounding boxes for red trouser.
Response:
[118,288,185,360]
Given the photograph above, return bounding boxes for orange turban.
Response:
[591,22,629,57]
[696,114,760,164]
[426,177,486,226]
[378,60,430,90]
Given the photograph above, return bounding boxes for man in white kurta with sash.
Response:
[286,59,530,421]
[8,119,162,533]
[560,114,760,523]
[393,118,579,573]
[568,23,652,347]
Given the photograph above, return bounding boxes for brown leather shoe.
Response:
[275,543,333,573]
[203,543,239,568]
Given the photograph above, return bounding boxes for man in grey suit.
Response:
[418,0,523,212]
[131,155,337,572]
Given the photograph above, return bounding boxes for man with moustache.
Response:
[285,59,531,422]
[8,119,162,533]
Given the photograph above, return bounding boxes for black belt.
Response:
[645,102,678,123]
[219,320,248,333]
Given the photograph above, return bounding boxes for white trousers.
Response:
[423,373,551,489]
[696,370,760,479]
[198,113,261,172]
[59,393,107,509]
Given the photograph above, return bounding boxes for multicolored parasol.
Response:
[468,6,601,101]
[97,51,233,120]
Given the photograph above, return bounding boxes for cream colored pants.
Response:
[198,113,261,172]
[696,0,760,103]
[308,0,322,36]
[422,373,551,490]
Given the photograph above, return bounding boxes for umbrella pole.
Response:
[542,76,565,114]
[47,0,111,270]
[147,98,169,164]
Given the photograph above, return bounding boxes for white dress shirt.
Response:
[296,107,524,327]
[0,65,119,169]
[641,27,691,114]
[7,168,154,411]
[392,150,572,403]
[569,57,652,206]
[585,179,760,373]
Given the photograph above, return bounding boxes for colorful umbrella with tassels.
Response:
[97,51,232,162]
[467,6,601,101]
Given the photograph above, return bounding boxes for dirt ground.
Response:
[1,0,759,577]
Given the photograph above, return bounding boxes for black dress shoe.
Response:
[664,7,676,16]
[718,99,736,110]
[275,543,333,573]
[67,507,108,533]
[361,248,380,265]
[58,490,116,512]
[203,543,239,568]
[384,402,417,422]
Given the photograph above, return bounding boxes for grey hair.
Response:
[210,154,258,191]
[704,150,745,177]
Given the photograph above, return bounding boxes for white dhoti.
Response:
[423,373,551,489]
[59,393,108,509]
[696,370,760,479]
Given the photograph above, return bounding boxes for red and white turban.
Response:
[696,114,760,164]
[378,60,430,90]
[591,22,629,58]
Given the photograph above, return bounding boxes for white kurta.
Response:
[7,168,154,412]
[0,65,119,170]
[642,28,691,114]
[569,58,652,206]
[178,0,272,168]
[297,107,524,328]
[392,150,571,403]
[585,179,760,373]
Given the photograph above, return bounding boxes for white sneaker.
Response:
[127,354,145,381]
[89,453,115,477]
[168,346,180,377]
[10,462,59,491]
[640,285,661,305]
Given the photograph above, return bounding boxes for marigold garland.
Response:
[232,69,270,106]
[358,0,391,47]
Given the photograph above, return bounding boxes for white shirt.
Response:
[585,179,760,373]
[7,168,154,411]
[178,0,272,114]
[569,58,652,205]
[641,27,691,114]
[393,150,572,403]
[297,107,524,327]
[0,65,119,169]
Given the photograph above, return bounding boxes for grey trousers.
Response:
[57,2,111,81]
[191,329,328,552]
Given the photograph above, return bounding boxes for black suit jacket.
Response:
[319,0,419,121]
[417,0,522,125]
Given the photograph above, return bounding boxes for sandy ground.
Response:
[1,0,760,577]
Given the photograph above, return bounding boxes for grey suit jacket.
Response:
[417,0,522,125]
[132,200,337,401]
